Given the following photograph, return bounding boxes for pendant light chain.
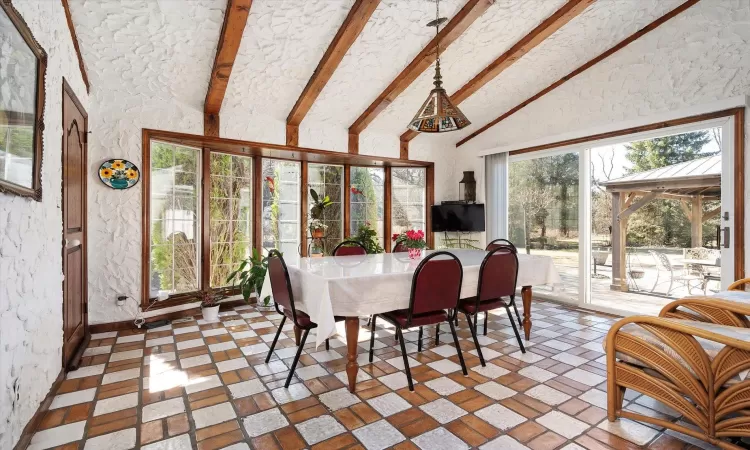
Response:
[434,0,442,90]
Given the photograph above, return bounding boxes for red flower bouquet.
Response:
[392,229,427,259]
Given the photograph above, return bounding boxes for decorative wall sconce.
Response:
[459,171,476,203]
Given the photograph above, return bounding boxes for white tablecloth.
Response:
[260,249,561,347]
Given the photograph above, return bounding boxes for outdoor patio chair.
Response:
[265,250,345,387]
[649,250,704,296]
[368,251,467,391]
[684,247,721,294]
[604,300,750,449]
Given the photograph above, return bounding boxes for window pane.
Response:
[350,167,384,247]
[308,164,343,255]
[210,153,253,287]
[508,152,579,300]
[262,159,300,255]
[149,141,201,297]
[391,168,426,236]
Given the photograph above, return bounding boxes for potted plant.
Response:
[308,218,328,240]
[309,188,332,238]
[227,248,272,308]
[200,289,222,321]
[355,222,384,254]
[393,229,427,260]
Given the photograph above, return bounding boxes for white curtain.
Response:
[485,152,508,242]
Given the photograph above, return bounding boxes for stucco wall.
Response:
[453,0,750,253]
[0,1,89,447]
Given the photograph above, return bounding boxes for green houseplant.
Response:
[200,289,223,321]
[309,188,332,238]
[227,248,271,306]
[354,222,384,254]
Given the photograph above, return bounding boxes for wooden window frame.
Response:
[142,129,435,307]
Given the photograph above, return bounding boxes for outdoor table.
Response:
[260,248,561,392]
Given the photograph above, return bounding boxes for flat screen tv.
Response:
[432,204,485,232]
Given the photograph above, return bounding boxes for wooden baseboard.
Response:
[89,299,249,333]
[13,368,65,450]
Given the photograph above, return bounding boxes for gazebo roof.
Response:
[600,155,721,197]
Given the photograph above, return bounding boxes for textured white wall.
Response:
[0,1,89,448]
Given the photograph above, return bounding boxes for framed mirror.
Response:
[0,1,46,201]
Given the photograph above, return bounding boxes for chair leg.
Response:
[483,311,488,336]
[507,306,526,353]
[285,328,309,388]
[265,316,286,363]
[325,338,329,351]
[465,312,485,367]
[511,300,523,329]
[397,328,414,391]
[369,315,377,363]
[418,327,423,352]
[435,323,440,345]
[448,319,467,375]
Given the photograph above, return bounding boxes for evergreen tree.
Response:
[625,131,713,172]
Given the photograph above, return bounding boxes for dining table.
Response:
[259,248,561,392]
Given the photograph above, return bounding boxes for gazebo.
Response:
[600,156,721,292]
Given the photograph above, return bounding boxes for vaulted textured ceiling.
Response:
[67,0,703,152]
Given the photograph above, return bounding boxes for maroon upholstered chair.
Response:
[265,250,344,387]
[332,240,368,256]
[392,242,408,253]
[458,246,524,367]
[479,239,522,330]
[369,251,466,390]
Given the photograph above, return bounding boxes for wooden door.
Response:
[62,80,88,370]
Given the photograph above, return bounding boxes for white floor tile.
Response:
[480,435,530,450]
[173,325,200,335]
[83,345,112,357]
[179,354,212,369]
[254,360,288,377]
[536,411,590,439]
[541,339,575,351]
[319,388,361,411]
[295,415,346,445]
[427,359,462,375]
[141,434,193,450]
[475,404,526,431]
[242,408,289,438]
[431,344,460,357]
[66,364,105,379]
[273,347,299,359]
[294,364,329,380]
[419,398,467,424]
[551,353,589,367]
[424,377,465,396]
[518,366,556,383]
[185,374,223,394]
[378,372,415,391]
[116,334,145,344]
[146,336,174,348]
[578,389,608,409]
[192,402,237,429]
[228,379,266,399]
[564,368,606,386]
[142,397,186,422]
[475,381,516,400]
[94,392,139,416]
[82,428,136,450]
[102,368,141,385]
[310,350,342,363]
[412,427,469,450]
[507,351,544,363]
[470,363,510,379]
[597,418,660,445]
[249,320,273,329]
[231,330,257,340]
[384,356,421,371]
[208,341,237,352]
[28,421,86,449]
[176,338,205,350]
[216,357,249,373]
[50,388,97,409]
[367,393,411,417]
[271,383,311,404]
[202,328,228,337]
[352,419,405,450]
[524,385,571,405]
[90,331,117,340]
[241,343,270,356]
[110,349,144,362]
[470,347,502,360]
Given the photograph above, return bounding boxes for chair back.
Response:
[408,251,463,321]
[333,240,367,256]
[267,250,299,323]
[486,239,517,253]
[477,246,519,302]
[393,242,408,253]
[650,250,673,272]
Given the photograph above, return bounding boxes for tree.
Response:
[625,131,712,172]
[508,160,556,254]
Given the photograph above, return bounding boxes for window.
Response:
[308,164,343,254]
[350,167,384,245]
[262,159,300,256]
[209,153,253,287]
[391,167,426,235]
[149,141,201,296]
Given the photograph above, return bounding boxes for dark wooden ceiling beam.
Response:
[204,0,252,136]
[400,0,594,143]
[61,0,90,92]
[347,0,494,148]
[286,0,381,145]
[456,0,700,147]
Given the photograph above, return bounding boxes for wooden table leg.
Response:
[521,286,532,341]
[293,325,301,346]
[345,317,359,393]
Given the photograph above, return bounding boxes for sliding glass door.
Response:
[500,116,738,315]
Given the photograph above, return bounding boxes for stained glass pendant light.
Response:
[408,0,471,133]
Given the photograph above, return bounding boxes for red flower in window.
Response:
[350,186,363,196]
[265,176,275,194]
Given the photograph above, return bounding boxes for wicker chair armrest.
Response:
[728,277,750,291]
[658,297,750,327]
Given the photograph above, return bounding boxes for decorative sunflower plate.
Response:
[99,159,140,189]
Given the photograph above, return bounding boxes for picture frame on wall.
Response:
[0,0,47,201]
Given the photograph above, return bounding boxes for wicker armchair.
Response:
[606,297,750,449]
[660,277,750,326]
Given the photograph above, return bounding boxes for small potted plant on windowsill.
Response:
[308,218,328,240]
[355,222,384,254]
[227,248,272,309]
[200,289,222,321]
[393,229,427,260]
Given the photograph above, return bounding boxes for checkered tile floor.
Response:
[30,301,720,450]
